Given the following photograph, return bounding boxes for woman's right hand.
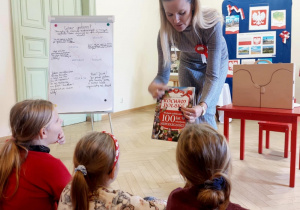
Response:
[148,81,169,99]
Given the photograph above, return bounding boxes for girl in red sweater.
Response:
[0,99,71,210]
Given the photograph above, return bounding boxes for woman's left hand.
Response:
[180,105,203,123]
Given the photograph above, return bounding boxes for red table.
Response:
[217,104,300,187]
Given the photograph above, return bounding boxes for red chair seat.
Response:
[258,121,292,158]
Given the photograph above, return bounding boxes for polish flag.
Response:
[238,37,252,45]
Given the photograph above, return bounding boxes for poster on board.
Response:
[228,59,240,75]
[249,6,269,30]
[271,10,286,29]
[225,15,239,34]
[237,31,276,58]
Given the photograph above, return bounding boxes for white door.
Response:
[11,0,96,126]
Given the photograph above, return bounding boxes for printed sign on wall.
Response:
[228,59,240,75]
[249,6,269,30]
[271,10,286,29]
[225,15,239,34]
[237,31,276,58]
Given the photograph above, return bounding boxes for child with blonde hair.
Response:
[58,131,166,210]
[167,124,247,210]
[0,99,71,210]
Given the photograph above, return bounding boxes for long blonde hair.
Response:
[159,0,223,65]
[176,124,231,209]
[71,132,116,210]
[0,100,54,199]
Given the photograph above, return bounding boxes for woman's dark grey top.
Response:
[154,22,228,115]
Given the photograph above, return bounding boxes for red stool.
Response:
[258,121,292,158]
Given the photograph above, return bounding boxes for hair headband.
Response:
[102,131,120,170]
[204,177,226,191]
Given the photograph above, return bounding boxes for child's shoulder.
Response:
[59,185,166,210]
[26,151,68,175]
[99,187,166,210]
[58,184,72,210]
[168,187,186,197]
[27,151,63,165]
[227,202,249,210]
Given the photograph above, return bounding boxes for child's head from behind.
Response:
[71,131,119,210]
[10,99,56,144]
[176,124,231,209]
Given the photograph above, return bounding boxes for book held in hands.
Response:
[152,87,195,141]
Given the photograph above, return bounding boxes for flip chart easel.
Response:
[48,16,115,133]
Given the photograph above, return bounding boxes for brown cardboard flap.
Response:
[233,69,261,107]
[233,63,295,109]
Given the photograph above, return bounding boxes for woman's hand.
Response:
[181,105,206,123]
[148,81,169,99]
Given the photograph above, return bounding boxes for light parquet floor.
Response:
[35,105,300,209]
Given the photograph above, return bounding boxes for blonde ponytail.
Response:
[0,141,23,199]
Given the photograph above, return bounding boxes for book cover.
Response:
[151,87,195,141]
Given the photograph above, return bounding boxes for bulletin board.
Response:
[222,0,292,64]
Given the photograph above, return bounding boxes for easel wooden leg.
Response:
[108,113,113,134]
[91,114,94,131]
[90,113,113,133]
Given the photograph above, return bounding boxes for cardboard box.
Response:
[233,62,295,109]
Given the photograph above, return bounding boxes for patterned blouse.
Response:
[58,184,166,210]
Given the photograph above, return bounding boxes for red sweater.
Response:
[0,151,71,210]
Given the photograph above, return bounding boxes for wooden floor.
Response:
[32,106,300,209]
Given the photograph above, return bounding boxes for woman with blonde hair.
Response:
[148,0,228,129]
[58,131,166,210]
[167,124,247,209]
[0,99,71,210]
